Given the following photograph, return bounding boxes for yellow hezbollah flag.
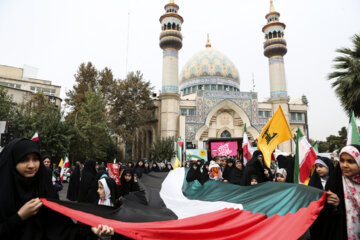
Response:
[58,158,64,167]
[173,157,181,169]
[257,106,292,168]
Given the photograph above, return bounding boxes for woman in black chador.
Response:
[241,150,272,186]
[78,159,98,203]
[66,162,81,201]
[186,163,202,183]
[0,138,113,239]
[228,160,244,185]
[119,168,140,197]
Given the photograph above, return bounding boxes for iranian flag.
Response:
[346,111,360,145]
[294,128,317,184]
[41,168,326,239]
[242,124,251,166]
[60,156,70,182]
[31,132,39,142]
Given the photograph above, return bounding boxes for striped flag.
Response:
[31,132,39,142]
[242,124,251,165]
[294,128,317,184]
[173,141,183,169]
[60,157,70,182]
[346,111,360,145]
[41,168,326,239]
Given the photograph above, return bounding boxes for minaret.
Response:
[159,0,183,138]
[262,0,291,152]
[262,0,288,100]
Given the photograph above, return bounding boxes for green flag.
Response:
[346,111,360,145]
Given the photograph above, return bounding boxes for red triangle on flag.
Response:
[177,142,183,148]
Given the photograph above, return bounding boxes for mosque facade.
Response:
[133,0,308,160]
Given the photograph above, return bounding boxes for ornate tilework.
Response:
[271,90,287,98]
[163,50,178,58]
[180,48,240,85]
[162,85,178,92]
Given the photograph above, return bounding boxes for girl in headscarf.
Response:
[151,162,161,172]
[249,174,259,185]
[66,162,81,201]
[162,163,173,172]
[134,160,145,178]
[143,161,150,174]
[0,138,114,239]
[228,160,244,185]
[209,160,222,181]
[222,159,235,182]
[275,168,287,183]
[186,163,202,182]
[119,168,140,197]
[309,156,334,190]
[97,177,119,207]
[78,159,98,203]
[314,145,360,240]
[242,150,272,186]
[201,162,210,184]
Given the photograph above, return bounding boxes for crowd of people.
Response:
[0,137,359,239]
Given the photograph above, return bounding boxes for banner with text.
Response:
[211,141,238,157]
[107,163,121,186]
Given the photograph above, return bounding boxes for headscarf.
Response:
[78,159,98,203]
[209,161,222,180]
[0,138,58,239]
[339,145,360,239]
[309,156,334,190]
[275,168,287,181]
[186,163,201,183]
[98,178,112,206]
[66,163,81,201]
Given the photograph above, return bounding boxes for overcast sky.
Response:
[0,0,359,141]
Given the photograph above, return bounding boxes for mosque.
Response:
[131,0,308,160]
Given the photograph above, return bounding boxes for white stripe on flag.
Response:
[160,168,243,219]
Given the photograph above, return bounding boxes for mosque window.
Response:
[172,23,176,30]
[273,31,277,38]
[189,109,195,116]
[198,85,203,90]
[229,86,233,91]
[181,108,188,115]
[269,32,273,39]
[221,130,231,138]
[259,110,272,118]
[211,85,216,91]
[218,85,223,91]
[205,85,210,90]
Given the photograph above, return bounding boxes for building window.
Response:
[0,81,21,89]
[259,110,272,118]
[205,85,210,90]
[180,108,196,116]
[218,85,223,91]
[229,86,233,91]
[191,86,196,93]
[221,130,231,138]
[198,85,203,90]
[211,85,216,91]
[290,112,304,122]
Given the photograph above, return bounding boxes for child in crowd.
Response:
[186,163,202,183]
[249,175,259,185]
[275,168,287,183]
[309,157,334,190]
[227,160,244,185]
[209,161,222,181]
[201,162,210,184]
[119,169,140,197]
[97,177,119,207]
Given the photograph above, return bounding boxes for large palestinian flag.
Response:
[41,168,326,240]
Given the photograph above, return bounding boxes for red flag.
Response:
[107,163,121,186]
[242,124,251,165]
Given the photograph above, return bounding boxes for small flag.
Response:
[294,128,317,184]
[242,124,251,166]
[312,141,319,154]
[58,158,64,168]
[174,142,182,169]
[60,157,70,182]
[346,111,360,145]
[257,106,293,168]
[31,132,39,142]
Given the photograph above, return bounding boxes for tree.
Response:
[328,34,360,117]
[11,92,70,159]
[66,62,116,113]
[149,137,175,163]
[0,87,15,121]
[110,71,154,143]
[315,126,347,153]
[68,87,118,163]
